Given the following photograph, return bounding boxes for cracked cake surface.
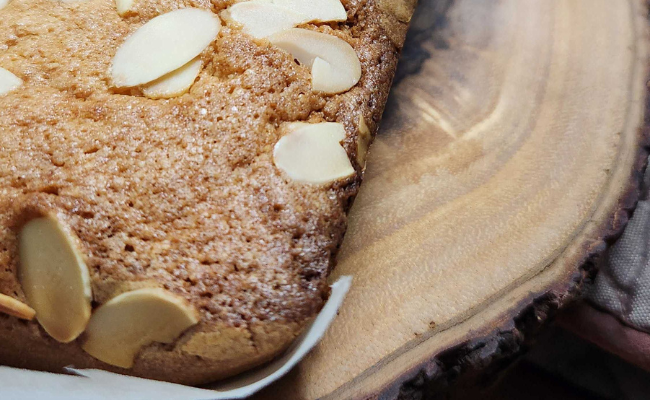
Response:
[0,0,415,385]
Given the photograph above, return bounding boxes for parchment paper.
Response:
[0,276,352,400]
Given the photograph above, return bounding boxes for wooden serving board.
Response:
[257,0,650,398]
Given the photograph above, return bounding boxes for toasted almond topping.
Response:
[142,57,202,99]
[259,0,347,23]
[0,293,35,320]
[269,28,361,94]
[273,122,355,184]
[18,215,92,343]
[357,115,371,167]
[111,8,220,87]
[221,2,304,39]
[0,67,21,95]
[82,288,199,369]
[223,0,346,38]
[115,0,134,16]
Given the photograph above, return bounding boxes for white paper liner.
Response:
[0,276,352,400]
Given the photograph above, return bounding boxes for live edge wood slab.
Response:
[255,0,650,398]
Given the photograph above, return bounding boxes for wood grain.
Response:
[256,0,650,398]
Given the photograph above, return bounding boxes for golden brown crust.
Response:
[0,0,415,385]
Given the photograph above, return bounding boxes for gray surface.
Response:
[588,157,650,332]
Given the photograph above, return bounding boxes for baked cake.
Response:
[0,0,416,385]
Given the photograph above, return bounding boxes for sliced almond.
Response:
[81,288,199,369]
[269,28,361,94]
[18,215,92,343]
[0,67,22,96]
[273,122,355,184]
[142,57,202,99]
[223,0,346,39]
[0,293,35,320]
[356,115,371,167]
[115,0,134,16]
[259,0,347,23]
[221,2,305,39]
[111,8,220,88]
